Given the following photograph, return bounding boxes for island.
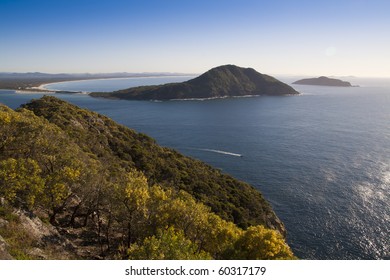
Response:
[292,76,354,87]
[90,64,299,100]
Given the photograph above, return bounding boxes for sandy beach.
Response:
[15,89,56,94]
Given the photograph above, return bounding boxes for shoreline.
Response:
[39,74,195,91]
[92,93,297,102]
[15,90,57,94]
[0,74,194,93]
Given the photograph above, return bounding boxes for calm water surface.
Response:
[1,76,389,259]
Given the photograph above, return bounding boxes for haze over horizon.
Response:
[1,0,389,77]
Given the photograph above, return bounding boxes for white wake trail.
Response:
[197,148,243,157]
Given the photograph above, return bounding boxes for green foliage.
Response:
[128,227,212,260]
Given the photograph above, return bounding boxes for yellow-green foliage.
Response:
[0,158,44,209]
[115,170,294,259]
[150,188,241,258]
[124,170,150,212]
[225,225,296,260]
[0,103,101,223]
[128,227,212,260]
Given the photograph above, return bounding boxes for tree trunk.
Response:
[49,212,57,225]
[69,203,81,227]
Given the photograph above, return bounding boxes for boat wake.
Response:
[196,148,243,157]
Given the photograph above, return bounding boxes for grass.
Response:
[0,205,35,259]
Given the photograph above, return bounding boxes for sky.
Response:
[1,0,389,77]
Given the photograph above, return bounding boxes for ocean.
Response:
[1,76,389,259]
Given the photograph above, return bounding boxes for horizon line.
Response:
[1,70,389,79]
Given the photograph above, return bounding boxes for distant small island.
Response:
[292,76,355,87]
[90,65,299,100]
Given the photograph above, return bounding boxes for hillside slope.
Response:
[0,96,294,259]
[91,65,299,100]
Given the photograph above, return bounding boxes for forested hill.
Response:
[0,96,295,260]
[90,65,299,100]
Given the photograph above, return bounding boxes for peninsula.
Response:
[292,76,353,87]
[0,96,295,260]
[90,65,299,100]
[0,72,188,92]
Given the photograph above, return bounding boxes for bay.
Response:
[1,76,389,259]
[42,75,194,92]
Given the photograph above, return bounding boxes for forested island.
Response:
[91,65,299,100]
[292,76,354,87]
[0,96,295,260]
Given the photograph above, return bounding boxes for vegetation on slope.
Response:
[0,96,294,259]
[90,65,299,100]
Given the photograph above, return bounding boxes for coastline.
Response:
[0,74,195,94]
[39,75,195,92]
[15,89,56,94]
[169,94,258,101]
[92,93,299,102]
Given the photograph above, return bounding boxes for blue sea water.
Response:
[1,76,389,259]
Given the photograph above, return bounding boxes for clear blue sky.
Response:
[1,0,389,77]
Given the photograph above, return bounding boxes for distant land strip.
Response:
[0,72,191,91]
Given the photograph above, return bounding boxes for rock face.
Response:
[293,76,353,87]
[0,234,13,259]
[0,209,77,260]
[90,65,299,100]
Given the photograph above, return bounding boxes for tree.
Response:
[145,186,241,259]
[112,169,151,246]
[0,158,44,210]
[224,225,296,260]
